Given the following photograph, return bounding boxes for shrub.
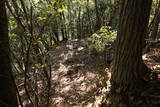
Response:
[89,26,117,52]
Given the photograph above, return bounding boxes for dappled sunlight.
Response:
[50,39,107,106]
[143,48,160,80]
[5,0,160,106]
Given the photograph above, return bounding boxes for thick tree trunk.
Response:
[110,0,152,106]
[0,0,18,106]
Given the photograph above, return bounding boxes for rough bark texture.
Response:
[110,0,152,106]
[0,0,18,106]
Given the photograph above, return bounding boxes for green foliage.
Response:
[89,26,117,52]
[73,0,95,7]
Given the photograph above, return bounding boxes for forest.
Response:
[0,0,160,107]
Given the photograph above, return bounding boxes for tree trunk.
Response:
[60,12,68,41]
[0,0,18,106]
[86,0,92,34]
[150,0,160,40]
[110,0,152,106]
[77,6,82,39]
[94,0,101,31]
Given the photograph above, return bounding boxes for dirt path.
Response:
[50,39,106,107]
[50,39,160,107]
[17,39,160,107]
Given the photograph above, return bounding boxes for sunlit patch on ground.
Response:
[50,39,107,107]
[143,48,160,80]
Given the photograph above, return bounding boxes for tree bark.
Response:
[110,0,152,106]
[0,0,18,106]
[150,0,160,40]
[94,0,101,31]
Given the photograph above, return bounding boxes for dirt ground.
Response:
[50,39,108,107]
[17,39,160,107]
[50,39,160,107]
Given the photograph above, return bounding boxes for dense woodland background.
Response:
[0,0,160,107]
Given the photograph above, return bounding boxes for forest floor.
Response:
[17,38,160,107]
[50,39,160,107]
[50,39,108,107]
[139,45,160,107]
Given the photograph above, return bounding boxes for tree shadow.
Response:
[50,39,107,107]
